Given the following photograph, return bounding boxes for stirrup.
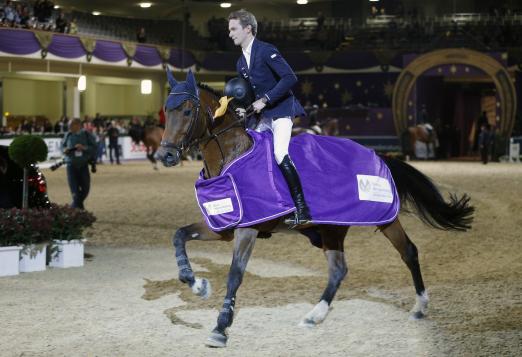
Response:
[284,212,313,229]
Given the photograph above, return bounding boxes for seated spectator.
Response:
[137,27,147,43]
[68,18,78,34]
[3,1,16,25]
[55,11,67,33]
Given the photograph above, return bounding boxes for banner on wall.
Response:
[0,136,147,162]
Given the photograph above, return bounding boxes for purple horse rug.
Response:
[195,130,400,231]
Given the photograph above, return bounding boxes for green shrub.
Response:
[8,135,48,168]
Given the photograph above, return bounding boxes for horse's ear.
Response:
[185,69,199,97]
[166,66,177,89]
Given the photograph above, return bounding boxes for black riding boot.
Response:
[278,155,312,228]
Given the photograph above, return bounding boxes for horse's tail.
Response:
[381,156,474,231]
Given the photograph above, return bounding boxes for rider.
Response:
[228,9,312,227]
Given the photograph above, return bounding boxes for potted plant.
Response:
[48,204,96,268]
[0,209,24,277]
[0,207,53,274]
[8,135,48,209]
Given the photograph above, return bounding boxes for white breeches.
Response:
[256,117,293,164]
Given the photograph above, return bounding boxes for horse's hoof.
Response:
[409,311,426,320]
[205,330,227,348]
[298,318,317,328]
[191,278,212,299]
[298,300,330,327]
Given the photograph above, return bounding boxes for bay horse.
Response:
[128,122,164,170]
[291,118,340,137]
[155,70,474,348]
[402,124,439,159]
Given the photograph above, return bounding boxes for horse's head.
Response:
[156,68,203,167]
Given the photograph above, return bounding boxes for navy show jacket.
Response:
[236,38,306,120]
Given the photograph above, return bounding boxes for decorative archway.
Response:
[392,48,517,137]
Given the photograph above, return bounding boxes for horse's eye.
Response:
[183,109,192,116]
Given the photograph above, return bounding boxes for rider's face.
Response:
[228,19,251,48]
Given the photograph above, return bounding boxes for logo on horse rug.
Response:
[195,131,400,231]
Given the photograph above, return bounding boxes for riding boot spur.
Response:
[278,155,312,227]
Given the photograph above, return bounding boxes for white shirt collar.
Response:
[242,37,255,68]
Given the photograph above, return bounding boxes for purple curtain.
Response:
[48,34,86,58]
[93,40,126,62]
[0,29,40,55]
[134,45,162,66]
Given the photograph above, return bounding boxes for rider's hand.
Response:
[252,98,267,113]
[75,143,86,151]
[235,108,246,119]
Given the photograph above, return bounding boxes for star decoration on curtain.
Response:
[301,80,313,97]
[383,81,394,99]
[341,90,353,105]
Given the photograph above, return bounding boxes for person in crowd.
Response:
[227,9,310,227]
[137,27,147,43]
[106,120,121,165]
[478,123,492,164]
[55,11,67,33]
[68,18,78,34]
[62,118,96,209]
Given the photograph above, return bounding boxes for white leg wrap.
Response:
[299,300,330,327]
[410,290,429,319]
[191,277,212,299]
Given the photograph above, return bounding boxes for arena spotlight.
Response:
[54,5,60,9]
[220,3,232,8]
[77,75,87,92]
[139,2,152,8]
[141,80,152,95]
[92,11,101,16]
[296,0,308,4]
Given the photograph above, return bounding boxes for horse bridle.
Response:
[160,90,253,174]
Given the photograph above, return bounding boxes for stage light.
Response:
[139,2,152,8]
[54,5,60,9]
[78,76,87,92]
[297,0,308,4]
[220,3,232,8]
[92,11,101,16]
[141,80,152,95]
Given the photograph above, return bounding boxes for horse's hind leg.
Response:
[379,219,428,319]
[173,222,233,299]
[300,225,348,327]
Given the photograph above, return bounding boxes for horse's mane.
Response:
[197,82,241,117]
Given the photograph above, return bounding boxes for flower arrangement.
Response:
[0,207,53,247]
[48,204,96,241]
[0,204,96,247]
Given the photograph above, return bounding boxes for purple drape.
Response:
[48,34,85,58]
[134,45,162,66]
[93,40,126,62]
[0,29,40,55]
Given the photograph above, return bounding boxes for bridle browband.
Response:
[160,89,253,175]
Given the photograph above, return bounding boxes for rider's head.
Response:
[228,9,257,49]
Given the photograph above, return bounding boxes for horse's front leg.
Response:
[173,222,232,299]
[300,226,348,327]
[206,228,258,348]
